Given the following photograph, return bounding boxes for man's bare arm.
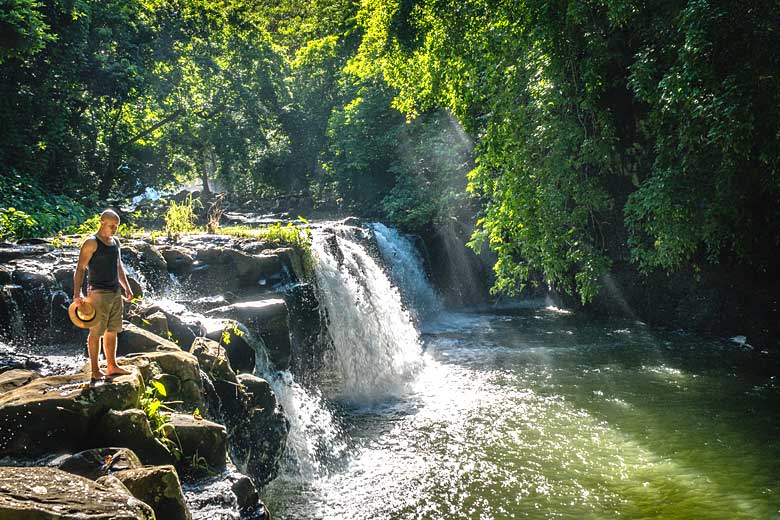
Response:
[73,238,97,302]
[117,258,133,300]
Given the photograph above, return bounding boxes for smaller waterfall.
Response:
[270,371,346,480]
[1,284,27,341]
[162,300,344,480]
[370,223,441,320]
[312,225,423,403]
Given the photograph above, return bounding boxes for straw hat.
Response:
[68,299,97,329]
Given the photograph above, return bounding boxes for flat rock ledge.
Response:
[0,466,155,519]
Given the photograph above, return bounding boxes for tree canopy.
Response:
[1,0,778,304]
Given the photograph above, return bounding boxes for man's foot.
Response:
[105,365,131,377]
[91,370,106,383]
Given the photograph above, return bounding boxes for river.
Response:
[264,305,779,519]
[263,223,780,519]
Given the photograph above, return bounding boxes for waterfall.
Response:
[312,224,423,404]
[269,371,345,480]
[1,284,27,341]
[370,222,441,320]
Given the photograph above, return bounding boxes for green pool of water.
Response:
[265,308,780,519]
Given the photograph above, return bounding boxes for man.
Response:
[73,209,134,381]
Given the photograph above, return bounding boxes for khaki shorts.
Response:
[88,289,123,336]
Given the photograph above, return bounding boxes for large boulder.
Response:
[130,311,170,339]
[0,370,142,457]
[136,305,199,351]
[92,408,175,465]
[121,351,203,411]
[203,320,256,373]
[162,247,194,274]
[133,241,168,274]
[0,466,155,519]
[190,337,236,384]
[53,447,143,481]
[206,299,291,369]
[118,322,180,356]
[115,465,191,520]
[188,249,283,296]
[168,413,227,469]
[228,373,289,486]
[285,282,324,376]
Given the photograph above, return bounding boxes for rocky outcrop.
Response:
[53,447,143,480]
[0,466,155,519]
[188,248,284,296]
[0,368,40,392]
[115,465,191,520]
[92,409,174,465]
[202,320,257,373]
[122,350,203,411]
[162,247,194,274]
[206,299,291,369]
[229,373,289,485]
[0,370,142,457]
[118,322,180,355]
[168,413,227,469]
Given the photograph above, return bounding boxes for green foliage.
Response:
[0,0,55,63]
[350,0,780,302]
[139,379,182,460]
[164,194,198,242]
[0,172,89,241]
[220,321,244,346]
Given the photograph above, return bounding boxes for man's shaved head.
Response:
[101,209,120,222]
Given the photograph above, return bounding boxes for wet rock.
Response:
[122,351,203,411]
[187,249,283,296]
[53,447,143,480]
[190,337,236,384]
[0,244,51,262]
[285,282,324,376]
[131,311,170,339]
[206,299,291,369]
[202,320,256,373]
[189,295,232,313]
[128,276,144,300]
[11,268,55,290]
[231,474,259,511]
[138,305,198,351]
[115,465,191,520]
[236,374,278,420]
[162,247,194,274]
[0,369,142,457]
[92,409,175,466]
[229,373,289,486]
[134,241,168,272]
[0,369,40,392]
[168,413,227,469]
[0,466,155,519]
[118,322,180,356]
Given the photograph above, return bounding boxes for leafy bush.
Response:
[140,380,181,459]
[164,194,199,241]
[0,171,89,241]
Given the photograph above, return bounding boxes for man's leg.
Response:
[87,333,105,380]
[103,331,130,376]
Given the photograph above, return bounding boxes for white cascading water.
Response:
[370,222,441,320]
[312,225,423,403]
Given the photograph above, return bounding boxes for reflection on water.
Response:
[265,307,780,519]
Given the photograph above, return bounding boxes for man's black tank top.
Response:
[88,234,119,291]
